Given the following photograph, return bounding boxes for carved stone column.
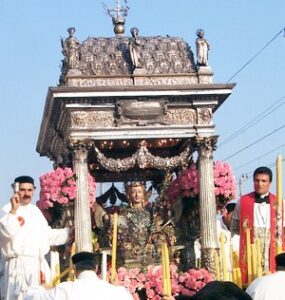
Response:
[195,136,219,274]
[73,145,93,252]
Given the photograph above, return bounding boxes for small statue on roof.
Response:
[128,27,143,70]
[195,28,210,66]
[61,27,81,69]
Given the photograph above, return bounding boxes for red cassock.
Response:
[239,192,285,285]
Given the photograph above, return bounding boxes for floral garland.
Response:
[167,160,236,206]
[214,160,237,206]
[116,264,213,300]
[37,167,96,209]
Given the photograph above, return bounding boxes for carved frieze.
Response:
[67,77,133,87]
[71,111,115,128]
[197,108,212,125]
[163,108,196,126]
[133,76,198,86]
[66,75,198,87]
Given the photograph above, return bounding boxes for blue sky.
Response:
[0,0,284,205]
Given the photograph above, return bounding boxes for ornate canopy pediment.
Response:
[60,36,196,81]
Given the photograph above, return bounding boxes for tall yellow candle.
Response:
[232,268,237,285]
[162,244,167,295]
[51,266,73,287]
[235,268,242,288]
[251,243,257,279]
[220,231,228,281]
[111,212,118,283]
[230,245,234,269]
[246,229,252,283]
[276,154,283,254]
[230,245,236,283]
[68,242,77,281]
[214,250,221,280]
[256,239,262,277]
[233,250,239,269]
[162,242,171,296]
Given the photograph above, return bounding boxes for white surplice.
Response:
[24,270,133,300]
[246,271,285,300]
[0,203,69,300]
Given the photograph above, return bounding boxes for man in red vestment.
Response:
[231,166,284,285]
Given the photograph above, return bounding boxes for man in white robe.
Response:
[246,252,285,300]
[24,251,133,300]
[0,176,70,300]
[216,200,239,275]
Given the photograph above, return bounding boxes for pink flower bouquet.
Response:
[38,167,96,209]
[167,160,236,206]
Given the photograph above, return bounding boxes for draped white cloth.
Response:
[0,203,69,300]
[246,271,285,300]
[24,270,133,300]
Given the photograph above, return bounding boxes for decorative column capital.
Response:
[69,139,94,151]
[191,136,218,158]
[69,139,94,165]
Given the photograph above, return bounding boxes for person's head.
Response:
[130,27,139,37]
[13,176,35,206]
[71,251,96,276]
[223,201,237,229]
[190,281,252,300]
[275,252,285,271]
[67,27,75,36]
[175,295,192,300]
[126,182,147,208]
[253,166,272,195]
[196,28,204,38]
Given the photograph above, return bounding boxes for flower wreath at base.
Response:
[115,264,213,300]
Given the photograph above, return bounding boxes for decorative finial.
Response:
[103,0,129,36]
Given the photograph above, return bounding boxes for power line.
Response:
[234,144,285,171]
[219,94,285,147]
[236,157,285,181]
[227,27,285,83]
[223,125,285,161]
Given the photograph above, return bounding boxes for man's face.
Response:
[18,183,35,205]
[254,173,271,195]
[223,212,233,230]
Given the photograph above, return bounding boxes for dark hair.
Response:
[189,281,252,300]
[253,166,272,182]
[72,252,96,272]
[175,296,192,300]
[14,175,35,187]
[226,203,236,214]
[275,252,285,270]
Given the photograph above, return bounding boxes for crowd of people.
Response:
[0,165,284,300]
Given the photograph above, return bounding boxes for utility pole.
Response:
[238,173,248,197]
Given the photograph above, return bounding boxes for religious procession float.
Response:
[35,1,284,299]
